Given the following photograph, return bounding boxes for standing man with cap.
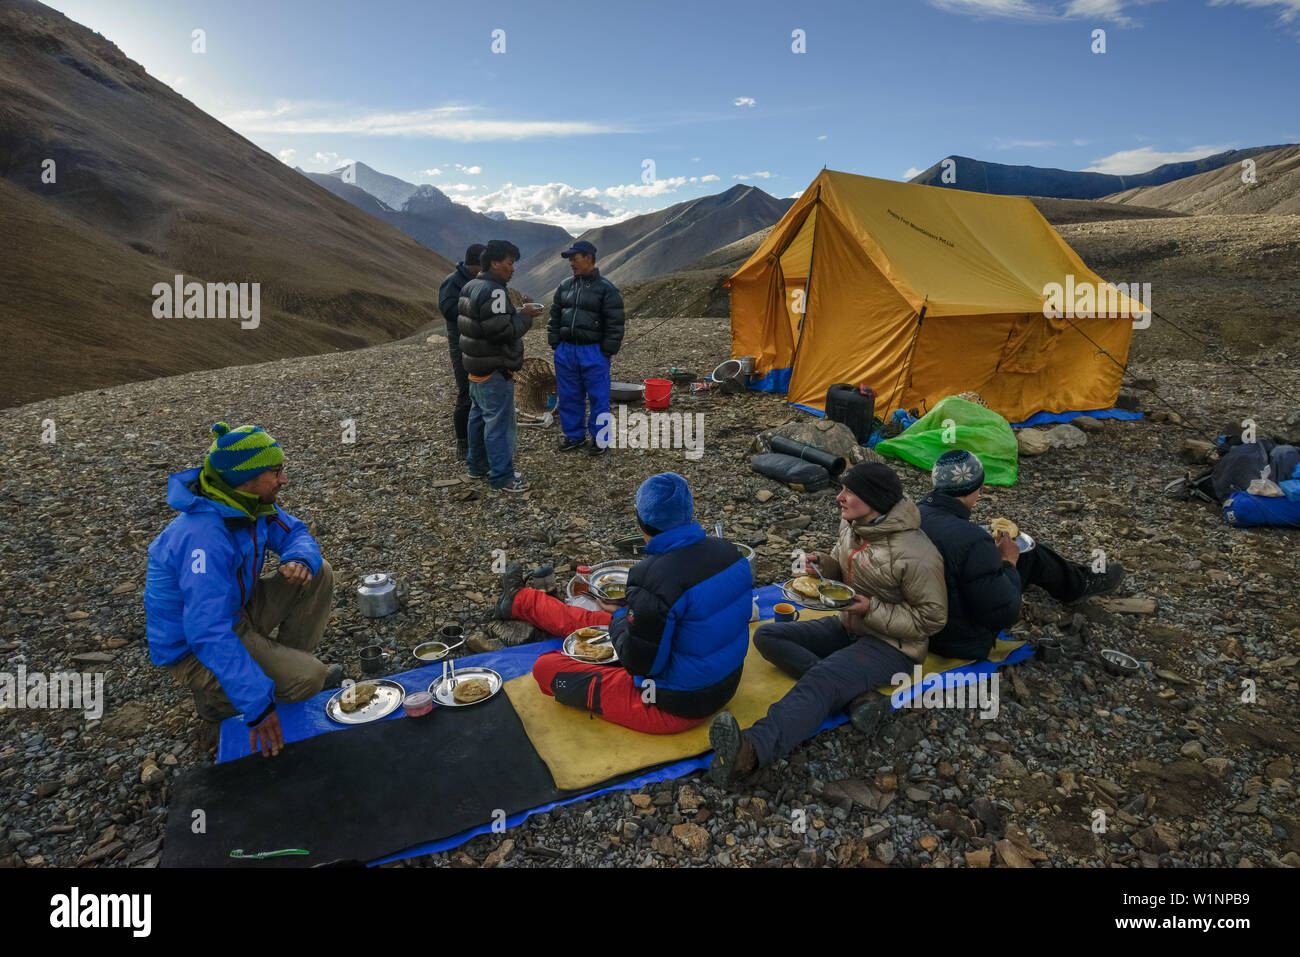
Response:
[709,462,947,786]
[525,472,753,732]
[548,240,625,456]
[439,243,485,457]
[918,448,1125,660]
[145,423,340,757]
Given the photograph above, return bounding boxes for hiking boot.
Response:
[465,634,505,654]
[587,442,608,457]
[556,436,586,452]
[849,692,892,738]
[708,711,757,787]
[1070,562,1126,603]
[197,719,220,756]
[494,562,526,619]
[466,468,488,481]
[323,663,344,690]
[483,619,539,647]
[496,476,531,493]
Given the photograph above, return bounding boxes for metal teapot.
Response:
[356,572,408,618]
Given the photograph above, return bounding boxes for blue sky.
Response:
[50,0,1300,231]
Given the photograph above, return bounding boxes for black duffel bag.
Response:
[750,453,830,492]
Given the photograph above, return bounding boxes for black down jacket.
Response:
[917,491,1022,659]
[547,268,625,355]
[457,274,531,377]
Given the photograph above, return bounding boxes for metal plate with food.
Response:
[566,559,637,603]
[428,665,504,708]
[780,576,858,611]
[978,523,1036,552]
[325,679,406,724]
[563,626,620,663]
[587,569,629,604]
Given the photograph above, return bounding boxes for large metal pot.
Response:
[356,573,408,618]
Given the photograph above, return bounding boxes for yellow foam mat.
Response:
[504,612,1024,791]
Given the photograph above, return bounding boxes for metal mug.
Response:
[360,645,393,674]
[440,624,465,644]
[774,602,801,622]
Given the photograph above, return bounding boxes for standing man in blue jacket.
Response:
[438,243,485,457]
[145,423,340,757]
[548,240,625,457]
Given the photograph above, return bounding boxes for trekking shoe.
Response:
[465,634,505,654]
[849,692,892,738]
[323,663,344,690]
[484,619,539,647]
[556,436,586,452]
[494,562,526,619]
[587,442,608,457]
[467,469,488,481]
[708,711,757,787]
[1070,562,1126,603]
[496,476,531,493]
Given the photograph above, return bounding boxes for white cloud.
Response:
[928,0,1152,25]
[455,163,483,174]
[1210,0,1300,36]
[904,167,924,179]
[787,190,805,199]
[733,171,773,180]
[689,176,698,182]
[220,101,630,141]
[604,176,688,200]
[691,156,701,162]
[997,139,1056,149]
[1073,138,1091,146]
[817,134,828,141]
[1082,144,1232,175]
[926,0,1047,19]
[422,167,443,176]
[733,97,756,107]
[1061,0,1135,26]
[309,151,353,170]
[460,181,625,232]
[277,148,296,164]
[443,183,480,193]
[700,174,720,182]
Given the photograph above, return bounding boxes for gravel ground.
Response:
[1,317,1297,868]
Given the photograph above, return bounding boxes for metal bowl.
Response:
[412,641,450,662]
[1100,648,1139,676]
[610,381,644,403]
[816,581,856,608]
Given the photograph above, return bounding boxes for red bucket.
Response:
[644,378,672,409]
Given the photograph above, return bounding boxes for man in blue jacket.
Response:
[438,243,485,456]
[548,240,625,457]
[529,472,752,732]
[918,448,1125,660]
[145,423,339,757]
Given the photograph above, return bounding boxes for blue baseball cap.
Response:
[560,240,597,259]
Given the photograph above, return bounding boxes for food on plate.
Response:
[575,640,615,661]
[988,517,1020,540]
[575,627,607,640]
[818,583,853,602]
[453,677,492,704]
[598,583,626,600]
[791,576,822,599]
[340,682,378,713]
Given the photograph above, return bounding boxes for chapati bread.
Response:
[340,682,377,714]
[453,677,492,704]
[791,576,821,599]
[575,627,606,639]
[575,640,614,661]
[989,517,1020,540]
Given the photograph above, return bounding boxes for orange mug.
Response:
[774,602,801,622]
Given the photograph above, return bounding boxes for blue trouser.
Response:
[554,342,611,445]
[467,371,518,488]
[747,616,914,766]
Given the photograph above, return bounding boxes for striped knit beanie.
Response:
[206,422,284,487]
[932,449,984,497]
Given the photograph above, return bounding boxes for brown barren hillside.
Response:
[0,0,453,408]
[1103,144,1300,215]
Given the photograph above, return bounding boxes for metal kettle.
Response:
[356,573,408,618]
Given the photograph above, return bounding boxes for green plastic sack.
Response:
[875,396,1019,486]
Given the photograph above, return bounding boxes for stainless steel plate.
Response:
[325,679,406,724]
[565,559,637,603]
[563,627,619,664]
[428,666,503,707]
[978,526,1036,552]
[779,577,858,611]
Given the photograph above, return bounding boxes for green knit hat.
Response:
[205,422,284,487]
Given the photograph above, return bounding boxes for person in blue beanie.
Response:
[526,472,753,732]
[144,423,341,757]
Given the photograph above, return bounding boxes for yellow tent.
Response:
[727,169,1140,423]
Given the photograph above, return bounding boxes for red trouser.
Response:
[511,588,610,637]
[532,653,704,735]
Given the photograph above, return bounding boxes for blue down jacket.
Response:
[608,521,752,718]
[144,468,322,723]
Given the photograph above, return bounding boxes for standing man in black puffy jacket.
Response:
[547,240,625,457]
[458,240,542,493]
[918,449,1124,659]
[439,243,485,456]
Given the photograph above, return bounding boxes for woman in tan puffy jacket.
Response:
[710,462,947,786]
